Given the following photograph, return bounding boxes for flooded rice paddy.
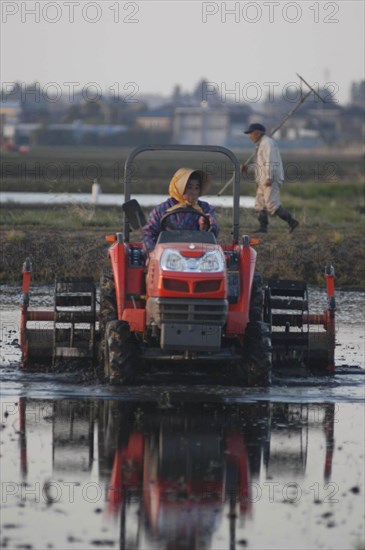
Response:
[0,286,364,550]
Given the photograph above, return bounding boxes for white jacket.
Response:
[255,135,284,186]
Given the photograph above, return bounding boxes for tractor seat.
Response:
[156,230,217,245]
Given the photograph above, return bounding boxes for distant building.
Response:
[224,104,252,148]
[2,121,128,146]
[173,105,229,145]
[2,122,40,146]
[138,94,171,109]
[0,99,22,121]
[2,78,364,148]
[338,105,365,146]
[0,100,22,139]
[50,122,128,144]
[135,109,172,132]
[350,81,365,109]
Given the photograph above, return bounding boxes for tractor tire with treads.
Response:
[237,273,272,387]
[98,268,117,380]
[249,273,264,323]
[99,268,117,328]
[104,320,139,384]
[245,321,272,387]
[99,268,139,384]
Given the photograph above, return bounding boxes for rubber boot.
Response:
[253,210,269,233]
[275,206,299,233]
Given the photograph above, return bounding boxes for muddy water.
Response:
[0,287,364,550]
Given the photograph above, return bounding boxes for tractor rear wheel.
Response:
[249,273,264,322]
[240,272,272,387]
[99,268,139,384]
[100,268,117,327]
[98,268,117,381]
[245,321,272,387]
[104,320,138,384]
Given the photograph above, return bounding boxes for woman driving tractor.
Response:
[142,168,220,250]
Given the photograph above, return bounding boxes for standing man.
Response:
[242,123,299,233]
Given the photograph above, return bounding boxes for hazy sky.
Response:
[1,0,364,105]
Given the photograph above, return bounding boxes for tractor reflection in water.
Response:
[97,400,335,549]
[100,401,267,549]
[14,398,336,549]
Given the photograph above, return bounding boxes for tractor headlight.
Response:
[199,251,225,272]
[160,249,225,273]
[160,250,185,272]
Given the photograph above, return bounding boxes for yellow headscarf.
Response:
[166,168,211,213]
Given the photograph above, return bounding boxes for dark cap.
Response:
[243,123,266,134]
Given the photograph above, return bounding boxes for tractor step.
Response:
[53,277,96,365]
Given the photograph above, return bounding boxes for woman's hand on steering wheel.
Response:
[198,214,212,231]
[160,208,211,231]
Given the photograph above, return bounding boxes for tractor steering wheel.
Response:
[160,207,211,231]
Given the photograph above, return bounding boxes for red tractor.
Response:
[20,145,336,386]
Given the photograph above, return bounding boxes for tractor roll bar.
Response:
[123,145,241,243]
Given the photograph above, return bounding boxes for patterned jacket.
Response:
[143,197,219,251]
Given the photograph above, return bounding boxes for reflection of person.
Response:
[142,168,219,250]
[242,123,299,233]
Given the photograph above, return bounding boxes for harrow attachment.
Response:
[264,265,336,373]
[53,277,96,364]
[20,259,96,369]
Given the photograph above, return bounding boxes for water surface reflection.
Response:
[2,397,355,550]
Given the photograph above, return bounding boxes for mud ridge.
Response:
[1,228,364,288]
